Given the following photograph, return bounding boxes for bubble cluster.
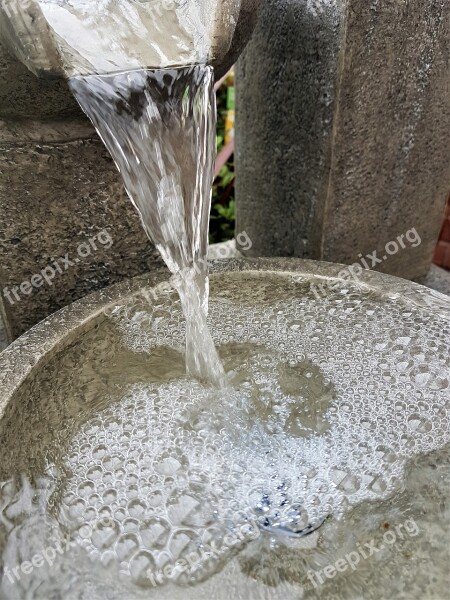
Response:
[60,273,450,583]
[0,271,448,598]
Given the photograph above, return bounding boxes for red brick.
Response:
[434,194,450,269]
[434,241,450,269]
[440,219,450,243]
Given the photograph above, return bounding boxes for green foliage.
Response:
[209,76,235,245]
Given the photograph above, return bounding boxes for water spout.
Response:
[0,0,259,79]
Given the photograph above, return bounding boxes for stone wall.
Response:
[236,0,450,281]
[0,43,162,341]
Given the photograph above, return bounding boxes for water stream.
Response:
[70,66,225,386]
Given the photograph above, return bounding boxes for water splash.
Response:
[70,66,225,385]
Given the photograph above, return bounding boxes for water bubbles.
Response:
[68,497,86,518]
[92,444,108,460]
[360,418,376,431]
[1,271,449,598]
[154,450,188,475]
[139,517,170,549]
[253,492,272,514]
[116,533,140,561]
[91,519,120,550]
[122,518,140,533]
[279,504,310,534]
[407,413,432,433]
[127,499,147,518]
[78,481,95,498]
[368,476,387,494]
[337,473,361,494]
[170,529,201,560]
[129,550,156,588]
[148,490,164,507]
[86,466,103,481]
[103,489,118,504]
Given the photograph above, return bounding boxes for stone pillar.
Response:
[0,43,162,341]
[236,0,450,281]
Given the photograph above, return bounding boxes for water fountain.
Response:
[0,259,449,598]
[0,1,449,599]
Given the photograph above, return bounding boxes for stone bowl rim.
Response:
[1,257,449,418]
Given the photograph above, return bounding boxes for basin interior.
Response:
[0,269,449,599]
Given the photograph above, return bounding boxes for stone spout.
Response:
[0,0,259,79]
[0,0,259,342]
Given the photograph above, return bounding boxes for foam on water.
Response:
[0,271,449,598]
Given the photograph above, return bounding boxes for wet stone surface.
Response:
[0,269,448,598]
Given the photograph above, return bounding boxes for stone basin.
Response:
[0,258,449,599]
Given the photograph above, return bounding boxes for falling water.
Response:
[70,66,225,386]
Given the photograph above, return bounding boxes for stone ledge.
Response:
[417,265,450,298]
[1,257,449,355]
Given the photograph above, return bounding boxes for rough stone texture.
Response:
[0,41,80,120]
[419,265,450,298]
[0,315,7,353]
[236,0,450,281]
[236,0,342,259]
[0,42,163,341]
[214,0,261,79]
